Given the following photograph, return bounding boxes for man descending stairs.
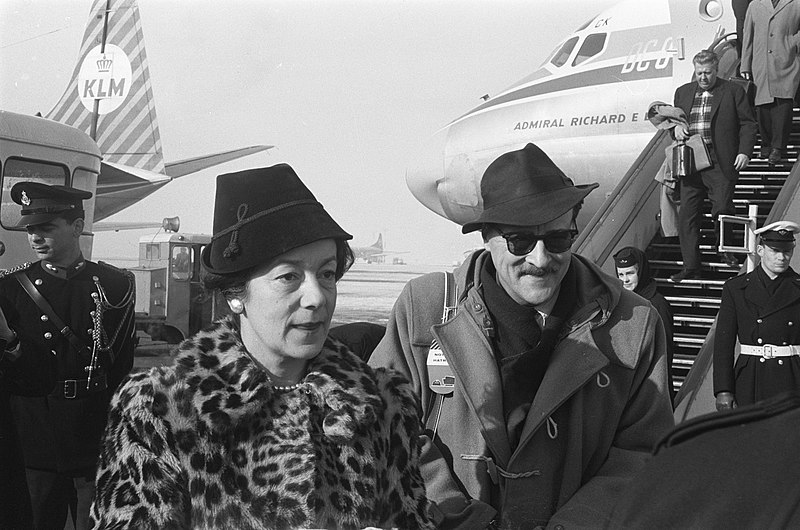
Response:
[646,108,799,395]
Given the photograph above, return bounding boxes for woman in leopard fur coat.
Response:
[89,165,432,529]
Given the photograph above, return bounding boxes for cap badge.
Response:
[21,191,31,206]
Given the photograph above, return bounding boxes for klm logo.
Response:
[78,44,133,114]
[82,78,127,99]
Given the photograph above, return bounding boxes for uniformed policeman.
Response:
[714,220,800,411]
[0,182,136,530]
[0,303,56,529]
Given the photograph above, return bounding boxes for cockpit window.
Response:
[572,33,607,66]
[550,37,579,67]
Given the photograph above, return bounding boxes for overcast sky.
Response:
[1,0,620,266]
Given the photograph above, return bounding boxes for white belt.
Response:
[740,344,800,358]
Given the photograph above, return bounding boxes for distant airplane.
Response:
[407,0,737,226]
[43,0,271,223]
[352,234,409,264]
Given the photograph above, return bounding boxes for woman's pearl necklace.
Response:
[269,378,302,392]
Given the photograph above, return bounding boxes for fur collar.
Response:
[169,318,385,442]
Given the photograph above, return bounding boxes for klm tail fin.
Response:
[45,0,164,174]
[373,234,383,250]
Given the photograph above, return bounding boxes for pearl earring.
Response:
[228,298,244,314]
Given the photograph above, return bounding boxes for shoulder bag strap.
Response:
[425,271,458,435]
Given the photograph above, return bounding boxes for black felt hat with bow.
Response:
[201,164,352,274]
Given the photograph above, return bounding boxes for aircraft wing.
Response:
[165,146,273,178]
[94,145,273,222]
[368,251,410,256]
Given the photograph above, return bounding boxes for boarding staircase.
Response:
[648,111,800,393]
[575,94,800,420]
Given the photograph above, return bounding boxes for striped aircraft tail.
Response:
[45,0,164,174]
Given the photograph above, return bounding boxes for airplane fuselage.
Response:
[407,0,736,227]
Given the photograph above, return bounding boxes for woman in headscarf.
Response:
[89,164,432,529]
[614,246,675,402]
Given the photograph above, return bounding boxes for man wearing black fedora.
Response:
[370,143,674,529]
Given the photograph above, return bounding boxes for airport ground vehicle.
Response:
[130,229,214,344]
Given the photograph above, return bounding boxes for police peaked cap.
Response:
[755,220,800,251]
[11,181,92,227]
[462,143,598,233]
[201,164,352,275]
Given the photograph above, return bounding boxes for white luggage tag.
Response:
[427,339,455,394]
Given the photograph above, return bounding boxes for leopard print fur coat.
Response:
[89,318,433,529]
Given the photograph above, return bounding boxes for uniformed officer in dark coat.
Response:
[714,220,800,410]
[0,182,136,530]
[0,315,57,529]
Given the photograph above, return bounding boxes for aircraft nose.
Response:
[406,127,449,219]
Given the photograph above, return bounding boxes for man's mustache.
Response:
[520,264,560,277]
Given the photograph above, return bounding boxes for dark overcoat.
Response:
[0,335,57,529]
[0,260,135,474]
[714,266,800,404]
[607,391,800,528]
[673,78,757,180]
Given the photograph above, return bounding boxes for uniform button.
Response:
[783,342,788,345]
[757,319,763,324]
[44,332,52,339]
[92,275,99,281]
[760,357,766,363]
[758,338,763,344]
[90,311,96,317]
[87,329,93,335]
[779,359,784,365]
[34,279,43,286]
[40,315,48,322]
[789,322,794,326]
[473,303,483,311]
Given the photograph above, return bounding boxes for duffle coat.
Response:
[90,318,433,530]
[370,251,674,529]
[742,0,800,105]
[714,266,800,405]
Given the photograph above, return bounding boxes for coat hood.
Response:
[614,246,659,300]
[168,318,385,442]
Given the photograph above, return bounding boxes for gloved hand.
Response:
[715,391,737,411]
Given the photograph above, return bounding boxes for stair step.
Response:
[673,315,715,325]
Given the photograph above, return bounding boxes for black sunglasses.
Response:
[497,228,578,255]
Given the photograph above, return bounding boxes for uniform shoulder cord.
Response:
[86,272,136,386]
